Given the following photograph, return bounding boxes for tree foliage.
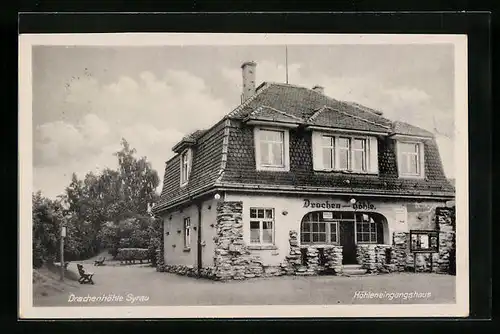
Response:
[32,138,163,267]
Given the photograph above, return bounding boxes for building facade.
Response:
[152,61,455,280]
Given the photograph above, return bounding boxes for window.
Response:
[397,141,424,178]
[254,128,290,171]
[314,133,374,173]
[355,214,377,243]
[301,212,339,244]
[352,138,367,172]
[180,149,192,186]
[249,208,274,244]
[338,137,351,170]
[300,211,383,245]
[183,217,191,248]
[321,136,335,170]
[259,130,284,167]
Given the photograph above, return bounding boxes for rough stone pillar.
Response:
[436,207,456,274]
[305,247,319,275]
[393,232,409,272]
[213,201,247,280]
[282,230,302,275]
[323,246,343,274]
[155,222,165,272]
[356,244,377,272]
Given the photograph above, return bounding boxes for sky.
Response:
[32,44,455,199]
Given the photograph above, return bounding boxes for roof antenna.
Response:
[285,45,289,84]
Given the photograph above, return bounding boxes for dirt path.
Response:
[34,265,456,307]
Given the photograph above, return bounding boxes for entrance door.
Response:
[340,221,357,264]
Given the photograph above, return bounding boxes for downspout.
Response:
[197,200,202,276]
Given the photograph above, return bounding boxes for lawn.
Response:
[33,264,456,307]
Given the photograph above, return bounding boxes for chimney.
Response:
[312,85,324,95]
[241,61,257,102]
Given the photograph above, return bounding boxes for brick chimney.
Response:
[241,61,257,102]
[312,85,324,94]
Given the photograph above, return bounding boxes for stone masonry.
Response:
[322,246,343,274]
[213,201,284,281]
[436,207,456,274]
[392,232,410,272]
[156,222,166,272]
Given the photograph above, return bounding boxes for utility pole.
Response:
[60,225,66,281]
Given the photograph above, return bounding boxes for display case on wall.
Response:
[410,230,439,253]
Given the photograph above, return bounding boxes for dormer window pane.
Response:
[399,142,422,176]
[259,129,284,167]
[352,138,367,172]
[321,136,335,170]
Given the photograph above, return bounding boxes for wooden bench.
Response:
[77,264,95,284]
[94,257,106,266]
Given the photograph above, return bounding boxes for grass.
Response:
[32,262,80,298]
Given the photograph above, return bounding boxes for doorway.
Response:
[340,221,357,264]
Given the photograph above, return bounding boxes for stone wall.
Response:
[436,207,456,274]
[392,232,410,272]
[322,246,343,274]
[213,201,285,280]
[356,244,397,273]
[282,230,302,275]
[162,264,216,279]
[156,222,166,272]
[282,230,343,276]
[390,206,455,274]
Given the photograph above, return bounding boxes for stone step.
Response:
[342,264,368,276]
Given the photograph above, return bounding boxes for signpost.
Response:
[60,225,66,281]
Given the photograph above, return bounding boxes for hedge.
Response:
[116,248,149,262]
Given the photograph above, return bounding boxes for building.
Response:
[152,61,456,280]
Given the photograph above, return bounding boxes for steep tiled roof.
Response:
[391,121,434,138]
[307,106,390,133]
[244,105,302,124]
[220,124,454,196]
[230,82,394,128]
[154,82,453,213]
[153,121,226,212]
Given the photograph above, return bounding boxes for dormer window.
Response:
[397,141,425,178]
[180,148,193,186]
[254,127,290,171]
[313,132,378,174]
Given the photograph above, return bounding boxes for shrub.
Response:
[115,248,149,262]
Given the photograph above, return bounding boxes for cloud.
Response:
[34,69,230,198]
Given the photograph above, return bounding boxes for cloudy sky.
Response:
[32,43,455,199]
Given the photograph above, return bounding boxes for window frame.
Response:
[249,207,275,245]
[319,135,370,173]
[300,212,340,245]
[179,148,192,187]
[397,140,425,179]
[355,214,378,244]
[254,127,290,172]
[183,217,191,249]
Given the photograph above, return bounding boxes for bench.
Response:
[77,264,95,284]
[94,257,106,266]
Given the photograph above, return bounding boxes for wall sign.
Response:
[303,199,376,210]
[410,230,439,253]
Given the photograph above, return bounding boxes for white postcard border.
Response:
[19,33,469,319]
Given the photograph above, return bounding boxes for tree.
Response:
[32,191,64,267]
[35,138,162,267]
